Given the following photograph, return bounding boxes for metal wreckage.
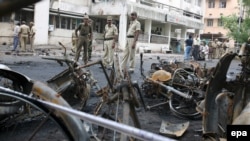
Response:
[1,40,250,141]
[1,1,250,141]
[140,39,250,140]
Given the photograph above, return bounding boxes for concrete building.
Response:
[201,0,240,43]
[0,0,205,52]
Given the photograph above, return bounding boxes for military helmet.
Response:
[151,70,172,82]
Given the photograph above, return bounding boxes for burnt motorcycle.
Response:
[140,53,214,119]
[42,42,98,109]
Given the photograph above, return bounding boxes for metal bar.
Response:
[121,86,131,141]
[41,99,175,141]
[147,77,192,99]
[77,59,113,90]
[0,87,176,141]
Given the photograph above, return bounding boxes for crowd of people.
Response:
[10,11,141,73]
[12,21,36,52]
[71,11,140,72]
[13,12,231,72]
[184,34,230,61]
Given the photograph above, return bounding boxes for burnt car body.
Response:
[201,42,250,140]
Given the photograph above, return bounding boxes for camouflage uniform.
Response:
[74,15,92,65]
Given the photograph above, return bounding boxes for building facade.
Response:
[201,0,240,42]
[0,0,205,52]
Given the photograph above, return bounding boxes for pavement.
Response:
[0,43,242,80]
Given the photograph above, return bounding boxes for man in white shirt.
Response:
[12,22,20,51]
[192,34,200,61]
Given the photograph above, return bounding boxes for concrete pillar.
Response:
[181,26,187,40]
[164,23,171,46]
[192,0,195,5]
[118,13,128,50]
[181,26,187,51]
[117,1,128,50]
[144,19,152,43]
[34,0,50,45]
[195,29,200,37]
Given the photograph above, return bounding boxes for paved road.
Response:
[0,44,242,141]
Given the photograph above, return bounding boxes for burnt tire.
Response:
[169,92,201,120]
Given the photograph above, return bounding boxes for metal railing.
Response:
[150,34,168,44]
[139,0,203,20]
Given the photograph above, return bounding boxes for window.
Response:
[184,0,191,3]
[66,18,71,29]
[207,19,213,26]
[55,16,60,28]
[195,0,201,7]
[219,0,226,8]
[61,17,67,29]
[72,19,77,29]
[208,0,215,8]
[0,14,11,22]
[218,19,223,26]
[183,11,192,17]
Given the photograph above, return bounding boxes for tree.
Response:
[221,0,250,43]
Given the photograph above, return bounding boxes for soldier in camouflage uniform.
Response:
[74,15,92,65]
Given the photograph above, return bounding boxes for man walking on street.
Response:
[103,16,118,69]
[29,22,36,52]
[184,35,193,61]
[19,21,30,52]
[12,22,20,51]
[121,11,141,72]
[74,15,92,65]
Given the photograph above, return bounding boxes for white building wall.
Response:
[34,0,50,45]
[118,6,128,50]
[144,19,152,43]
[61,0,90,6]
[154,0,180,7]
[51,1,89,14]
[0,0,205,52]
[0,23,13,45]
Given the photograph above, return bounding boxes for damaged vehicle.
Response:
[198,39,250,140]
[0,64,89,141]
[140,53,214,119]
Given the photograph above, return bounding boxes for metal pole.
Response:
[42,100,176,141]
[237,0,243,53]
[147,78,192,99]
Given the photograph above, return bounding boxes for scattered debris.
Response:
[159,120,189,137]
